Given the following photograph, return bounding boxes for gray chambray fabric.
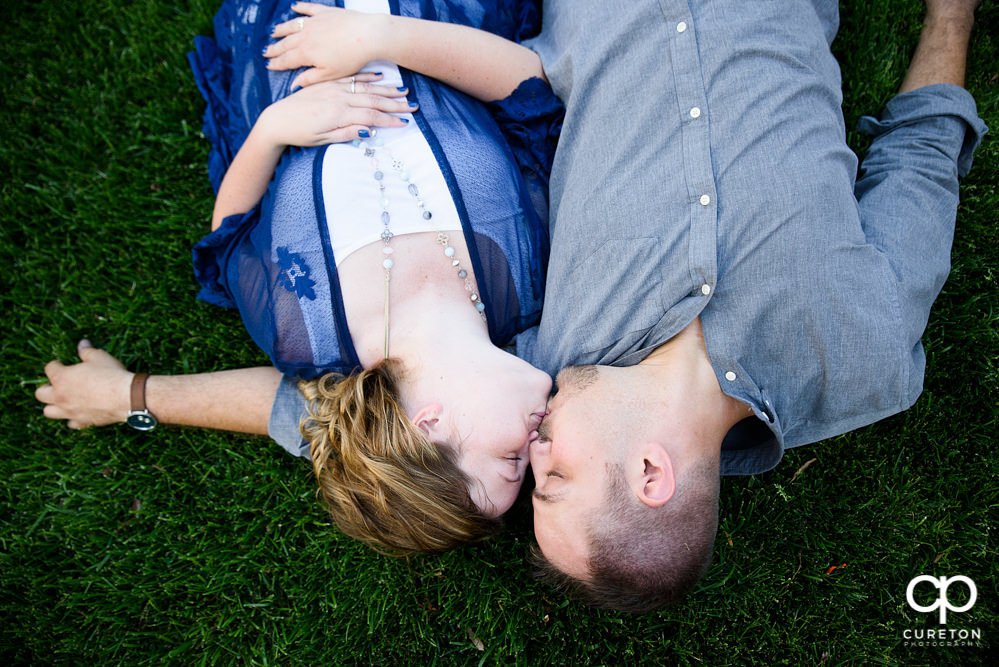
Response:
[516,0,987,475]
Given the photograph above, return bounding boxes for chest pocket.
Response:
[562,237,665,356]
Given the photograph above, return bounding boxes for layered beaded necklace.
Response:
[357,131,486,359]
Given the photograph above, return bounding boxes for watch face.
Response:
[126,411,157,431]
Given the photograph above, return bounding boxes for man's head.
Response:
[529,363,723,612]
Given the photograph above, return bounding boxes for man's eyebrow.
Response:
[532,489,563,504]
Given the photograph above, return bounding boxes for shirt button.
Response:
[676,21,687,33]
[701,284,711,295]
[700,194,711,206]
[725,371,737,382]
[689,106,701,119]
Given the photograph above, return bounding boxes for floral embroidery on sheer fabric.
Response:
[276,247,316,300]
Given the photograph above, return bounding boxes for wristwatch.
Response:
[126,372,158,431]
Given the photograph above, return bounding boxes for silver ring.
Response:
[296,17,305,31]
[350,76,356,93]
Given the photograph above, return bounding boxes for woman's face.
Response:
[447,356,552,517]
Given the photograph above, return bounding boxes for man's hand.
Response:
[35,340,133,429]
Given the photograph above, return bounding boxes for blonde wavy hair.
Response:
[299,360,501,555]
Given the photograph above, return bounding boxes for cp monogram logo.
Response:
[906,575,978,624]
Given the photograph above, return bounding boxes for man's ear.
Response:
[630,443,676,507]
[412,403,444,439]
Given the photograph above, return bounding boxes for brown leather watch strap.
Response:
[130,373,150,413]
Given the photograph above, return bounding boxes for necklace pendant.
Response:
[359,139,486,345]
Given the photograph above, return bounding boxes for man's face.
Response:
[528,365,611,577]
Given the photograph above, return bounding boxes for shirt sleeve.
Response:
[854,84,988,351]
[485,76,564,229]
[267,374,311,458]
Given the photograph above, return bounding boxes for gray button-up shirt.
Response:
[269,0,986,471]
[519,0,987,474]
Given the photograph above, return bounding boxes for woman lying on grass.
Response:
[36,0,562,554]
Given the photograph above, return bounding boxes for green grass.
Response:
[1,0,997,664]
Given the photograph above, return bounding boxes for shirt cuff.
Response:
[267,374,310,458]
[857,83,988,177]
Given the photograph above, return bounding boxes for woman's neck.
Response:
[336,231,489,368]
[386,290,491,369]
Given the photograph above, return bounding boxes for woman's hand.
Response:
[35,340,133,429]
[212,79,412,228]
[265,4,388,90]
[265,2,547,102]
[256,78,415,147]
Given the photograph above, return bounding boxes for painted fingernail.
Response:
[290,85,301,93]
[408,101,418,108]
[397,86,407,92]
[373,72,383,76]
[358,129,370,138]
[400,118,409,124]
[261,46,268,55]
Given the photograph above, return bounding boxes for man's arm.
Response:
[265,3,546,101]
[899,0,978,93]
[854,0,986,348]
[36,340,281,435]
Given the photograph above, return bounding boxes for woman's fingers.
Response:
[269,2,333,38]
[319,125,378,144]
[335,72,382,84]
[288,67,325,90]
[270,4,323,38]
[351,94,415,117]
[291,2,326,17]
[350,82,409,99]
[309,104,416,146]
[264,38,306,71]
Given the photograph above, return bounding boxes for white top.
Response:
[323,0,462,266]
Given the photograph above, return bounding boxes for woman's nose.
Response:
[527,437,549,469]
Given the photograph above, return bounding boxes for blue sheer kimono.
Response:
[188,0,562,378]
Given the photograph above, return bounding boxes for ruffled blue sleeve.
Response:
[191,207,259,309]
[188,35,244,194]
[486,76,564,227]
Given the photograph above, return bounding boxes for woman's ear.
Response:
[630,442,676,507]
[412,403,444,439]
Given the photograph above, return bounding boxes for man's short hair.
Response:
[533,462,719,613]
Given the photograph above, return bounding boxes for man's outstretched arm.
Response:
[899,0,979,93]
[36,340,281,435]
[853,0,987,351]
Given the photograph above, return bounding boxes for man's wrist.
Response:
[126,372,158,431]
